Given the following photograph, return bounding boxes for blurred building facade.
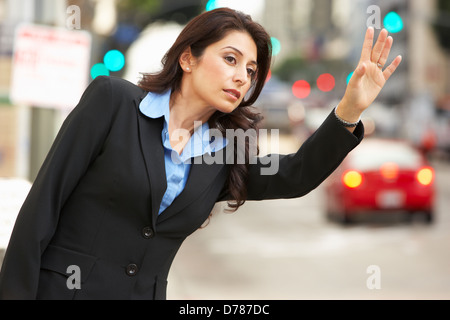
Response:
[262,0,449,148]
[0,0,96,179]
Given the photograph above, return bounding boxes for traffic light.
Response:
[291,73,336,99]
[383,11,404,33]
[292,80,311,99]
[90,49,125,79]
[316,73,335,92]
[104,50,125,72]
[271,37,281,56]
[90,63,110,79]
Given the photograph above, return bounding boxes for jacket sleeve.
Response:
[0,76,114,299]
[244,109,364,201]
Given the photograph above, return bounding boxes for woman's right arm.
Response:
[0,76,113,299]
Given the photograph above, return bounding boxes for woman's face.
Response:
[186,31,258,114]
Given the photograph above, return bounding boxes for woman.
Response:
[0,8,401,299]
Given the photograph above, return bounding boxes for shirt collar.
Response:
[139,90,171,120]
[139,91,227,161]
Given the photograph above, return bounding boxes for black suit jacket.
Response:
[0,76,364,299]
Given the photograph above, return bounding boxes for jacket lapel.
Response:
[135,93,228,226]
[135,96,167,228]
[157,150,227,224]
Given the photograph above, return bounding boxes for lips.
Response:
[223,89,241,100]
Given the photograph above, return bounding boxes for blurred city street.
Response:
[167,135,450,300]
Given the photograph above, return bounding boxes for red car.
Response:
[325,138,435,223]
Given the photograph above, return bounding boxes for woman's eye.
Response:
[247,68,256,77]
[225,56,236,64]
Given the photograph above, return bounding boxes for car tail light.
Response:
[380,162,399,180]
[342,170,363,188]
[416,167,434,186]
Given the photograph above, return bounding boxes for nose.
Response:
[233,66,248,86]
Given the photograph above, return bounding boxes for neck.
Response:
[169,89,215,134]
[167,89,216,155]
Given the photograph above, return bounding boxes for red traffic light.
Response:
[292,80,311,99]
[317,73,335,92]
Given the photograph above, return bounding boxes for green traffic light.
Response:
[384,12,404,33]
[104,50,125,72]
[206,0,218,11]
[90,63,110,79]
[346,72,354,85]
[271,37,281,56]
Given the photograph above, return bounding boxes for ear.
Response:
[179,47,196,72]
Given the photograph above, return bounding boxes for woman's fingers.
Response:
[359,27,401,80]
[352,62,367,83]
[377,36,393,68]
[371,29,389,64]
[360,27,375,62]
[383,55,402,81]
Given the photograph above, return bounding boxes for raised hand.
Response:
[338,27,402,124]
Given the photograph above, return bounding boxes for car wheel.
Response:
[424,210,434,224]
[325,208,334,221]
[341,212,353,225]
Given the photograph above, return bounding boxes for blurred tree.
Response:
[273,56,308,83]
[273,55,353,87]
[117,0,162,28]
[433,0,450,52]
[117,0,161,15]
[117,0,203,27]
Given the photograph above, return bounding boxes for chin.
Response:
[216,107,238,114]
[215,101,241,114]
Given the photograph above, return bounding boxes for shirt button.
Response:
[142,226,154,239]
[126,264,138,276]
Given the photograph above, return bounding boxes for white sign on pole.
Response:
[10,24,91,109]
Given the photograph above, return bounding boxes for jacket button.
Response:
[126,264,138,276]
[142,226,154,239]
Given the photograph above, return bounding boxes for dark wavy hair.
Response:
[138,8,272,211]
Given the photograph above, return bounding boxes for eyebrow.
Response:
[222,46,258,66]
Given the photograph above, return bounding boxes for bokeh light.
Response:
[265,69,272,83]
[271,37,281,56]
[205,0,265,17]
[417,168,434,186]
[103,49,125,72]
[343,170,363,189]
[206,0,219,11]
[346,71,354,85]
[317,73,335,92]
[90,63,110,79]
[383,11,404,33]
[292,80,311,99]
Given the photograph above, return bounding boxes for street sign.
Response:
[10,24,91,109]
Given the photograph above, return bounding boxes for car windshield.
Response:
[348,141,422,171]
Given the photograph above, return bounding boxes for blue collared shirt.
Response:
[139,90,227,215]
